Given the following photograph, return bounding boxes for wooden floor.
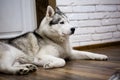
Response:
[0,45,120,80]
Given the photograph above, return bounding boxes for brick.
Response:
[102,18,120,26]
[117,25,120,30]
[92,33,112,40]
[80,40,101,46]
[101,38,120,43]
[70,21,80,27]
[101,39,114,43]
[56,0,74,5]
[79,34,92,42]
[117,5,120,11]
[88,12,120,19]
[72,0,98,5]
[88,12,107,19]
[97,0,120,5]
[70,42,80,47]
[96,5,117,12]
[95,26,117,33]
[66,13,88,20]
[79,20,101,27]
[70,34,92,42]
[73,6,95,12]
[75,27,95,34]
[109,12,120,18]
[58,6,73,13]
[111,38,120,42]
[113,31,120,38]
[70,35,79,42]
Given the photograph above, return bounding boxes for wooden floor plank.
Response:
[0,45,120,80]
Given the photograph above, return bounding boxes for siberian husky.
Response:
[34,6,108,68]
[0,6,108,75]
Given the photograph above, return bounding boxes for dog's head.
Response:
[36,6,75,41]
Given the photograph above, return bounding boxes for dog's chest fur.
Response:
[48,42,70,58]
[43,39,70,58]
[37,36,71,58]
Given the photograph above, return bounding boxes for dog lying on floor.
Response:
[0,6,108,75]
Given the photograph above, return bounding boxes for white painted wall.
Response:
[56,0,120,47]
[0,0,37,38]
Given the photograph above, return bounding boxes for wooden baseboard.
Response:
[73,41,120,50]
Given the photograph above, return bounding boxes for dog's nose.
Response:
[71,28,75,34]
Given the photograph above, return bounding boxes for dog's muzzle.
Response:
[71,28,75,34]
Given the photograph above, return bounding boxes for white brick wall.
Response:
[96,5,117,11]
[117,25,120,30]
[73,6,96,12]
[102,19,120,26]
[56,0,120,47]
[95,26,117,33]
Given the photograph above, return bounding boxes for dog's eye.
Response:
[60,21,64,24]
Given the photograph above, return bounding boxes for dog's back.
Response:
[10,33,39,56]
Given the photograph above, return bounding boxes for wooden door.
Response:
[36,0,56,27]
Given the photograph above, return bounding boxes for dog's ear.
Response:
[56,7,61,13]
[56,7,65,15]
[46,6,55,17]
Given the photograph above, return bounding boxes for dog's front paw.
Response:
[43,59,66,69]
[91,54,108,60]
[43,62,53,69]
[44,64,50,69]
[16,68,29,75]
[96,54,108,60]
[26,64,38,72]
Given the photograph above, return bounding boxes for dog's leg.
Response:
[0,58,37,75]
[13,54,37,74]
[13,62,37,73]
[0,44,37,75]
[0,57,30,75]
[69,50,108,60]
[33,45,66,68]
[43,55,66,69]
[6,65,30,75]
[20,64,37,72]
[34,55,66,69]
